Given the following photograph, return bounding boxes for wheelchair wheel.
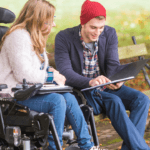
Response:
[65,143,80,150]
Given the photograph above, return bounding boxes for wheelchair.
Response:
[0,80,63,150]
[0,7,100,150]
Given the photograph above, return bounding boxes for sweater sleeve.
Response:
[5,29,47,84]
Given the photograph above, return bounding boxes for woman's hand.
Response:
[49,67,66,85]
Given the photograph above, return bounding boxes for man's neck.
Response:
[80,29,90,43]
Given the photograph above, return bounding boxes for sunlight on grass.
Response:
[1,1,150,53]
[107,138,122,144]
[46,8,150,53]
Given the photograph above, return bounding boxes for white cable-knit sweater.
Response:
[0,29,48,96]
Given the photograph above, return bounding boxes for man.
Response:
[55,0,150,149]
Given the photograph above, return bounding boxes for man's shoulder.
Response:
[103,25,116,35]
[56,25,80,39]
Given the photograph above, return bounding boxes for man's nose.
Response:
[94,29,101,35]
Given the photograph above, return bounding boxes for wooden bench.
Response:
[48,37,150,121]
[118,36,150,98]
[95,41,150,120]
[118,43,150,60]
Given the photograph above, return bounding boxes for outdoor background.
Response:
[1,1,150,149]
[1,0,150,50]
[1,0,150,91]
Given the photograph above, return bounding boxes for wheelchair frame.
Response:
[0,83,62,150]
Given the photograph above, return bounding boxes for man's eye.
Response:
[91,27,95,29]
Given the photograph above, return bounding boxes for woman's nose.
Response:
[52,21,56,27]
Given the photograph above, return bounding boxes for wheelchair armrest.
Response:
[0,84,7,91]
[11,84,23,92]
[73,88,87,104]
[14,83,43,101]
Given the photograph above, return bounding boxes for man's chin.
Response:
[90,38,98,42]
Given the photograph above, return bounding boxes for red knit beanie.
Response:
[80,0,106,25]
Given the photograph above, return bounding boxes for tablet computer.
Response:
[38,84,73,94]
[109,59,149,81]
[81,59,149,92]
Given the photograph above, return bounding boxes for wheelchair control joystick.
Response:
[23,79,28,90]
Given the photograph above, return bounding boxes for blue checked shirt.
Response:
[79,30,100,78]
[79,29,106,91]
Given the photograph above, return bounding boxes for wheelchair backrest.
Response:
[0,7,16,91]
[0,7,16,41]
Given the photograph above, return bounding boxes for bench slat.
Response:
[118,43,148,60]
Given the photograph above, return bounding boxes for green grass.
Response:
[100,137,123,147]
[107,138,122,144]
[46,8,150,53]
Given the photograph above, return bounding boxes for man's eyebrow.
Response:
[90,25,104,28]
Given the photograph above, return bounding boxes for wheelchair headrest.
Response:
[0,7,16,42]
[0,7,16,23]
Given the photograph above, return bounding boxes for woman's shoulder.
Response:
[3,28,32,52]
[4,28,31,45]
[7,28,30,40]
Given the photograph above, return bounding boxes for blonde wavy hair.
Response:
[0,0,55,62]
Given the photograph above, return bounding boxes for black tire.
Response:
[65,143,80,150]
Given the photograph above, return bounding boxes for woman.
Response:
[0,0,97,150]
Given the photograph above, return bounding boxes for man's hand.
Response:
[89,75,124,90]
[106,81,124,90]
[89,75,111,87]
